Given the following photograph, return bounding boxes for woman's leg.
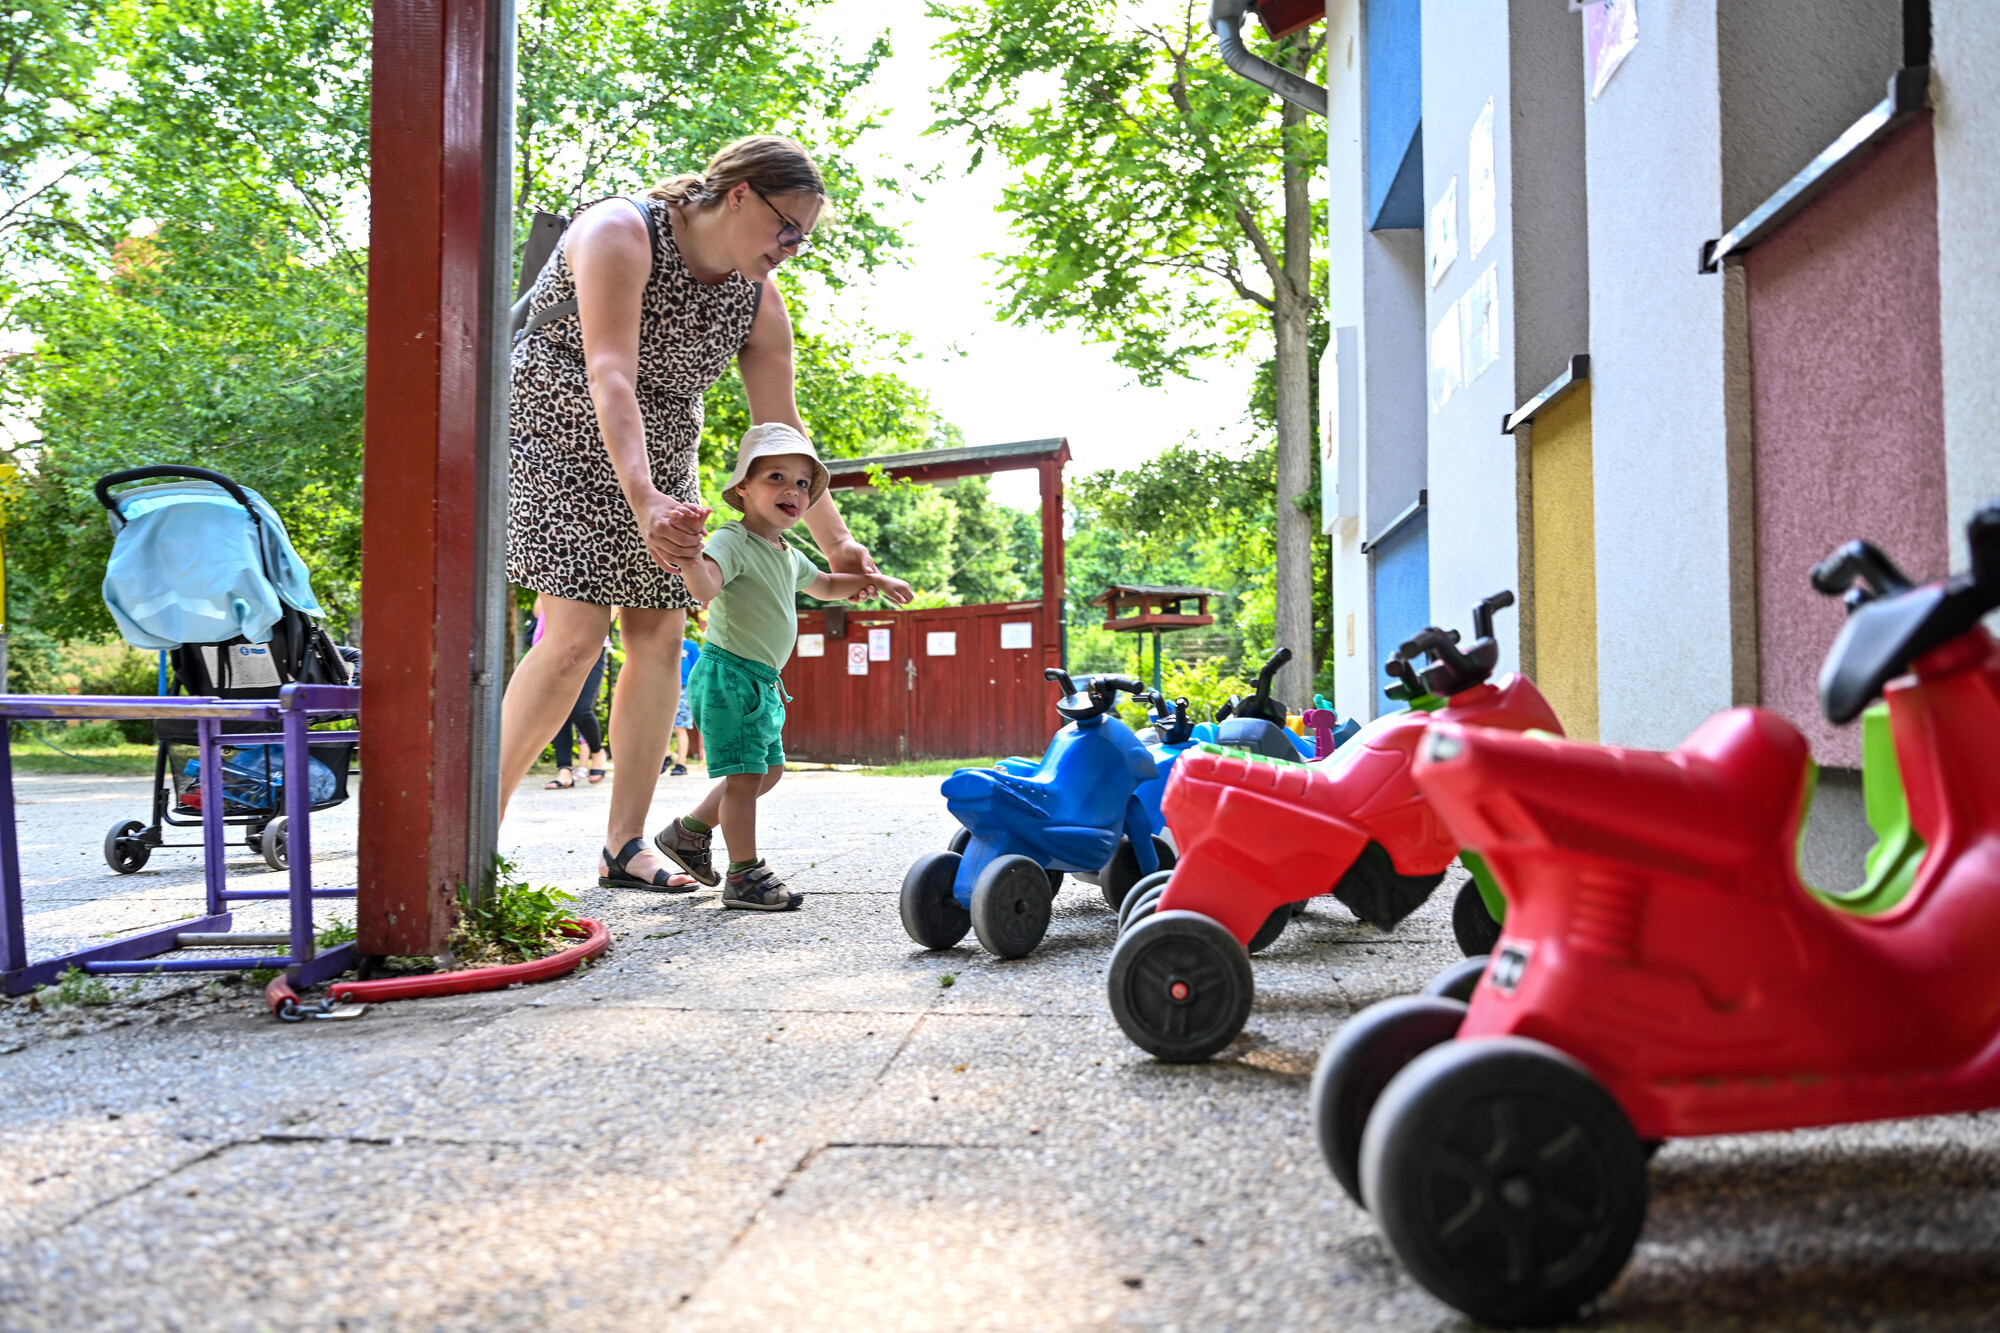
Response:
[499,596,614,824]
[603,606,686,875]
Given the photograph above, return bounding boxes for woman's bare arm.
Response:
[738,278,879,589]
[570,200,708,571]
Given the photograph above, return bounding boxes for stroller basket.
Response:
[165,740,357,818]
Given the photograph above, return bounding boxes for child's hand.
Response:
[871,573,915,605]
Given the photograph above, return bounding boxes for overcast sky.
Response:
[806,3,1262,510]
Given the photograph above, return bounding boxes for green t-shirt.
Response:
[701,521,819,669]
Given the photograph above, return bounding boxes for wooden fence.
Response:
[779,602,1060,764]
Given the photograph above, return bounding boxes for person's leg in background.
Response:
[500,595,613,818]
[547,719,578,789]
[570,649,610,782]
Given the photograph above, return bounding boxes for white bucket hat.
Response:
[721,423,830,513]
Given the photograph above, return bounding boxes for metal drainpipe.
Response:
[1208,0,1328,118]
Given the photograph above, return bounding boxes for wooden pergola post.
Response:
[356,0,513,956]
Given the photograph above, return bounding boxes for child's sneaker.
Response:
[653,817,721,887]
[722,862,802,911]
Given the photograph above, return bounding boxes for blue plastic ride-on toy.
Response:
[902,669,1167,959]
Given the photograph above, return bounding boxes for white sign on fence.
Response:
[868,627,892,661]
[926,631,957,656]
[796,634,824,658]
[846,642,869,675]
[999,621,1033,650]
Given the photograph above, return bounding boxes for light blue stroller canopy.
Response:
[98,468,325,651]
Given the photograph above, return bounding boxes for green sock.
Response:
[728,858,763,875]
[680,815,710,835]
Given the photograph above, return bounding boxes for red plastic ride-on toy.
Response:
[1105,593,1561,1063]
[1313,504,2000,1326]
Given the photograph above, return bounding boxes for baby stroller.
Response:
[95,465,358,874]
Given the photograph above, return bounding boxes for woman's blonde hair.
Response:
[650,135,827,210]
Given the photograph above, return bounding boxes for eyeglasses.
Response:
[750,186,814,257]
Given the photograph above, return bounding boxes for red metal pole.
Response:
[357,0,505,955]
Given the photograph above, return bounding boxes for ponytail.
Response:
[649,135,827,212]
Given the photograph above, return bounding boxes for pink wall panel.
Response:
[1745,114,1948,768]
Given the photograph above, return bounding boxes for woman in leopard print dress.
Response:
[499,136,893,889]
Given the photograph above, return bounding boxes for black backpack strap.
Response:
[512,196,660,346]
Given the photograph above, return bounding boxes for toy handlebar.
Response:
[1048,670,1147,722]
[1233,647,1292,725]
[1811,540,1915,613]
[1384,591,1516,699]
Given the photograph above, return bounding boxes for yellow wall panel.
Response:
[1528,382,1599,741]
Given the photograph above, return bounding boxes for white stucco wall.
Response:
[1932,0,2000,569]
[1323,0,1377,722]
[1420,1,1521,667]
[1585,0,1738,749]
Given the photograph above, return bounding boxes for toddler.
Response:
[653,423,912,909]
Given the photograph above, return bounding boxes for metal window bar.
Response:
[0,685,361,995]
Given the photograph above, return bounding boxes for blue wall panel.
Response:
[1366,0,1423,228]
[1371,509,1431,715]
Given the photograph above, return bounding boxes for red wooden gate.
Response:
[781,602,1058,763]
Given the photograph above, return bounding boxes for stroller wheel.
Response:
[103,820,151,875]
[259,816,289,872]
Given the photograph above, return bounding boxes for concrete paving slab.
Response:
[0,1137,762,1333]
[4,771,2000,1330]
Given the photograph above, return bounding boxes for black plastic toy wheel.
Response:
[900,850,970,950]
[1422,955,1489,1004]
[1361,1037,1649,1326]
[1453,877,1503,957]
[1115,870,1172,931]
[1119,882,1168,936]
[971,854,1054,959]
[1246,903,1292,955]
[1332,841,1446,933]
[1100,834,1177,912]
[103,819,150,875]
[1107,910,1255,1062]
[1309,996,1467,1208]
[1046,868,1064,896]
[259,816,289,872]
[947,828,971,856]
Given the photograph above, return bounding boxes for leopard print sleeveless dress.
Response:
[506,197,760,609]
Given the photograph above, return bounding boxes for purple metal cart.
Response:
[0,683,361,996]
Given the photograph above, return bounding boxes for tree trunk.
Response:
[1271,74,1316,712]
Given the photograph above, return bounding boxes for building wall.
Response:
[1585,2,1740,750]
[1324,0,1375,722]
[1743,115,1947,768]
[1370,508,1430,715]
[1933,0,2000,569]
[1419,1,1517,671]
[1716,0,1906,223]
[1527,381,1599,741]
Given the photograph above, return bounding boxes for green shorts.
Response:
[687,643,789,776]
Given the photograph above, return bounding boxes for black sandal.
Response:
[599,838,698,893]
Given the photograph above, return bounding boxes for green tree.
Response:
[2,0,944,643]
[931,0,1324,706]
[0,0,103,259]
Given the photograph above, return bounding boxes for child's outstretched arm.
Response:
[679,551,726,603]
[810,569,912,605]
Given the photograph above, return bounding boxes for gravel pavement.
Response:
[2,767,1998,1331]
